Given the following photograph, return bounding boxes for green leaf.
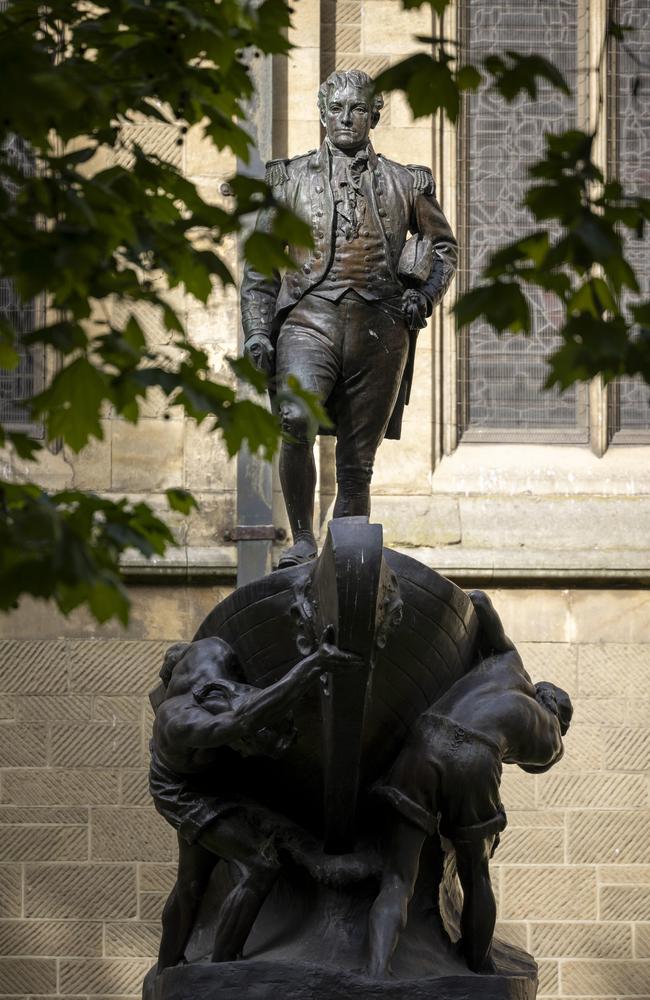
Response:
[0,342,20,370]
[229,354,269,394]
[0,315,19,370]
[487,232,550,274]
[573,213,620,262]
[376,54,460,122]
[456,64,482,91]
[401,0,453,13]
[24,322,88,354]
[606,254,640,296]
[165,488,199,515]
[245,230,290,276]
[8,433,43,460]
[31,357,109,451]
[163,304,184,332]
[631,301,650,326]
[525,179,584,222]
[522,271,572,298]
[568,278,617,318]
[486,51,570,102]
[272,206,313,248]
[0,482,178,624]
[454,281,531,333]
[218,398,281,459]
[546,314,630,389]
[85,579,131,626]
[124,316,147,352]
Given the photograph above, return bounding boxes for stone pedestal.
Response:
[145,960,536,1000]
[142,865,537,1000]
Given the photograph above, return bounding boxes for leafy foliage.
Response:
[376,0,571,125]
[0,0,319,623]
[2,0,648,626]
[457,129,650,389]
[376,13,649,390]
[0,484,175,624]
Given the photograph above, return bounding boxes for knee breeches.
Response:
[275,291,410,482]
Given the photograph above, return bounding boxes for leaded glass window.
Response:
[608,0,650,441]
[0,130,44,431]
[457,0,589,443]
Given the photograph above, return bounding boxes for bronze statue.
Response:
[144,519,574,1000]
[241,70,457,568]
[367,591,572,978]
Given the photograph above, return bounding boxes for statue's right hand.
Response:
[317,625,365,674]
[245,333,275,375]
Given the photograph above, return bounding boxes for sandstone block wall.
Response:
[0,585,648,999]
[1,3,648,998]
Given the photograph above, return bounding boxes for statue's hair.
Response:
[159,642,191,687]
[317,69,384,121]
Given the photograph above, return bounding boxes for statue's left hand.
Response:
[245,333,275,375]
[401,289,428,331]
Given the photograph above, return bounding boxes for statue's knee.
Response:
[280,403,312,444]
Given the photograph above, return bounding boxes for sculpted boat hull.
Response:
[193,534,480,834]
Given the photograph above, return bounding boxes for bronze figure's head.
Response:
[317,69,384,152]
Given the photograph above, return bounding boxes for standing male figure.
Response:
[241,69,457,567]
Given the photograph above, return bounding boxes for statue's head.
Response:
[317,69,384,152]
[535,681,573,736]
[193,678,297,758]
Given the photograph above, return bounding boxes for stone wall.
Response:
[0,585,648,998]
[1,2,649,998]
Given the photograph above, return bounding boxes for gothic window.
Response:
[456,0,589,443]
[607,0,650,442]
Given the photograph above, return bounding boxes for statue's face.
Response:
[322,84,373,151]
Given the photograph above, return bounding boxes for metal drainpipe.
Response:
[234,49,276,587]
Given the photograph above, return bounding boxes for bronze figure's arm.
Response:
[158,626,362,752]
[407,165,458,316]
[514,682,573,773]
[240,158,290,374]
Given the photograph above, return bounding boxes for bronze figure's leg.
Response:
[278,422,318,565]
[199,811,283,962]
[157,835,218,971]
[453,837,498,974]
[275,316,340,567]
[367,818,426,978]
[334,297,409,519]
[210,860,279,962]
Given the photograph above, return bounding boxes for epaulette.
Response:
[265,157,290,187]
[407,164,436,196]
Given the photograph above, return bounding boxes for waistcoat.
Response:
[313,157,401,302]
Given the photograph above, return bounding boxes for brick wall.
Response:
[0,585,648,998]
